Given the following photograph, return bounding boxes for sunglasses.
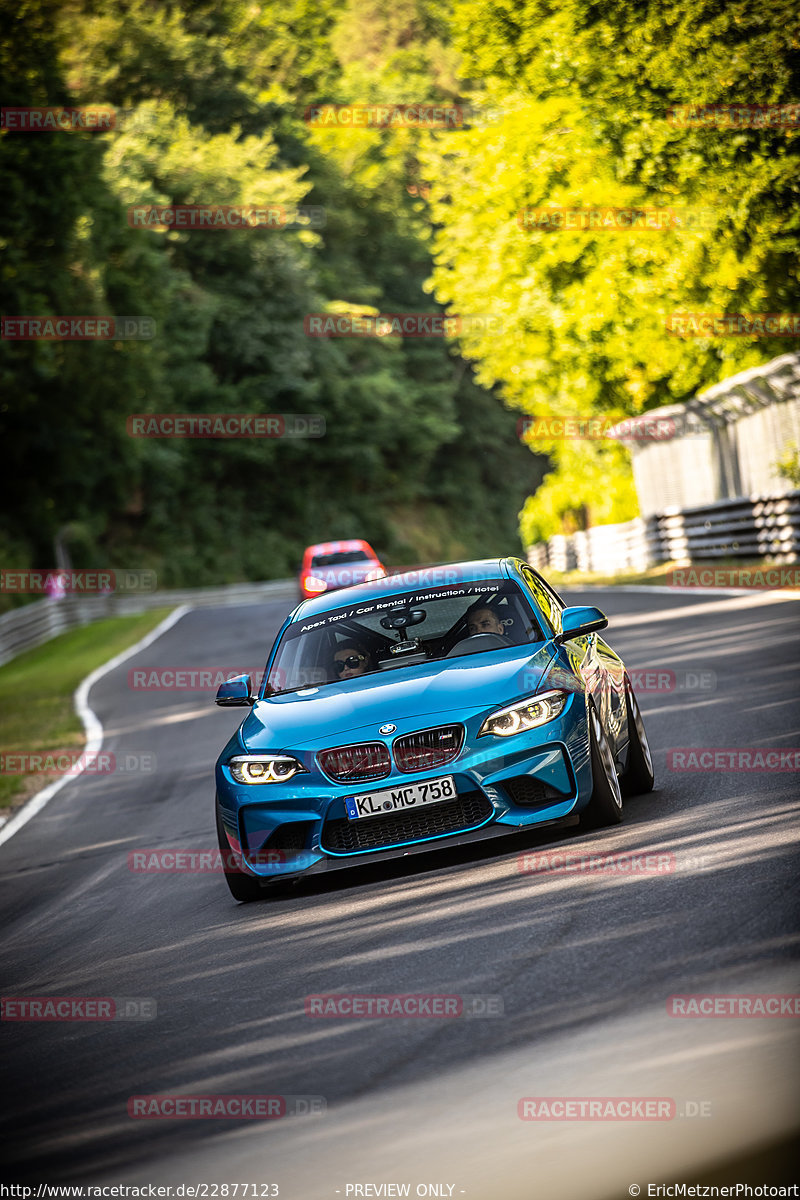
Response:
[334,654,365,674]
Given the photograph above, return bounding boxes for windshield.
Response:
[311,550,372,567]
[267,579,544,694]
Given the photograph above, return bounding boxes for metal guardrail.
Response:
[655,493,800,561]
[0,579,298,667]
[527,491,800,576]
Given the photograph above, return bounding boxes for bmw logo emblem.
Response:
[379,723,396,734]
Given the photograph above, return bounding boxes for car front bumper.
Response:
[215,702,593,881]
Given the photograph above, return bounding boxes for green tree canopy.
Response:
[421,0,799,539]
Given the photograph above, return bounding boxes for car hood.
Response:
[241,643,559,751]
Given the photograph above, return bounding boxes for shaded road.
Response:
[1,587,798,1195]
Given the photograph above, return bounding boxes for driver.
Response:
[466,604,508,638]
[332,641,373,680]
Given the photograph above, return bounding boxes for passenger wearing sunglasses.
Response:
[332,641,373,680]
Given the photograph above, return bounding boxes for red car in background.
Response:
[298,539,386,600]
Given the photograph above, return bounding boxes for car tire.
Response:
[216,806,269,903]
[620,675,655,796]
[581,702,624,828]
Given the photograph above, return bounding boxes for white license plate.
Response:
[344,775,457,821]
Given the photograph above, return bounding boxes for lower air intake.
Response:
[503,775,566,807]
[322,789,493,854]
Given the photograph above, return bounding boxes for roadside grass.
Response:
[0,609,173,812]
[546,556,795,590]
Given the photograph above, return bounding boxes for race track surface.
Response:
[1,588,798,1196]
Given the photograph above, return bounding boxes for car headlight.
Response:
[303,575,327,593]
[228,754,307,784]
[478,690,568,738]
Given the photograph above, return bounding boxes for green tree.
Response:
[420,0,800,540]
[2,0,543,587]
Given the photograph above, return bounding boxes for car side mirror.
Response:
[215,674,255,706]
[555,606,608,643]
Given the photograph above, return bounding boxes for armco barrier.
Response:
[527,491,800,576]
[0,579,298,667]
[572,516,654,575]
[656,493,800,561]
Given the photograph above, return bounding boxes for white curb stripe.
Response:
[0,605,191,850]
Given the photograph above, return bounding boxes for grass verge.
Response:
[0,608,173,813]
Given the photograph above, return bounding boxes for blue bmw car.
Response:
[214,558,654,901]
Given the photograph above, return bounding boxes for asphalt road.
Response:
[1,587,798,1197]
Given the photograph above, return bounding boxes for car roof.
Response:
[304,539,374,556]
[291,557,520,621]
